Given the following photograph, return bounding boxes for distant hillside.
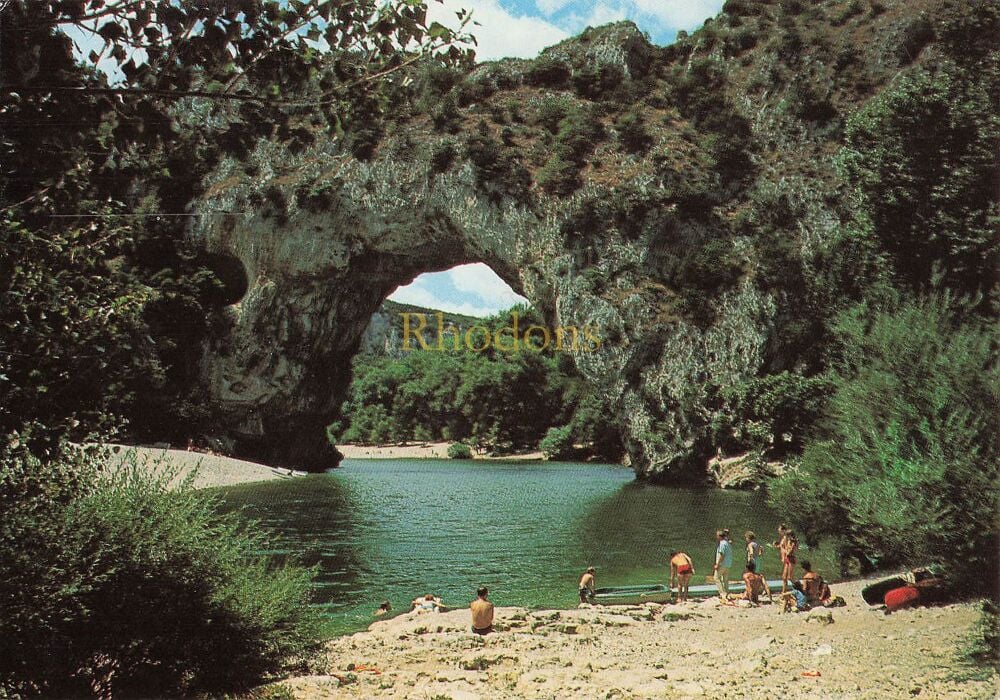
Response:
[358,299,488,357]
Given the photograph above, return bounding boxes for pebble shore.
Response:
[279,578,996,699]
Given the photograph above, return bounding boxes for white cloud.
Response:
[448,263,527,308]
[389,264,527,317]
[536,0,572,15]
[632,0,721,29]
[429,0,569,61]
[580,4,629,27]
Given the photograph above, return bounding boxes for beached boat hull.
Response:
[860,566,943,605]
[592,580,784,605]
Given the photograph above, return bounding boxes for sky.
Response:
[393,0,725,316]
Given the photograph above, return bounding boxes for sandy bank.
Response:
[279,577,996,699]
[103,445,307,490]
[338,441,544,461]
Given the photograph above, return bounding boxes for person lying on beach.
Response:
[668,551,695,602]
[579,567,596,604]
[411,594,444,613]
[780,581,809,613]
[470,586,494,635]
[373,600,392,617]
[741,562,772,605]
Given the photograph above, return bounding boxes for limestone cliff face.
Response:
[189,1,947,476]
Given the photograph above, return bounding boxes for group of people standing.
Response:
[667,524,812,605]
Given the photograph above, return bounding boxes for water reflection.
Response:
[577,481,790,586]
[214,475,368,596]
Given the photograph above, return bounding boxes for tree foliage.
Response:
[839,59,999,294]
[0,441,323,697]
[332,307,623,457]
[769,295,999,587]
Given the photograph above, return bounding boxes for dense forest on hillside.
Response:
[1,0,997,695]
[334,304,624,459]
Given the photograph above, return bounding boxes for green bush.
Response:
[447,442,473,459]
[430,139,458,173]
[536,153,581,196]
[839,61,998,294]
[0,441,323,698]
[615,109,653,154]
[540,425,575,460]
[525,56,572,88]
[769,294,999,587]
[718,372,832,455]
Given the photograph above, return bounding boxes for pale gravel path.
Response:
[280,578,997,699]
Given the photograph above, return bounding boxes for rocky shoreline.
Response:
[277,578,996,699]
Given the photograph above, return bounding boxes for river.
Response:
[215,458,836,635]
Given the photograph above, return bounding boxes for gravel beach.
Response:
[279,578,996,699]
[104,445,307,489]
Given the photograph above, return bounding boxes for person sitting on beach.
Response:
[411,593,444,613]
[470,586,494,635]
[373,600,392,617]
[741,562,772,605]
[800,560,831,606]
[579,566,596,604]
[668,551,696,602]
[781,580,809,613]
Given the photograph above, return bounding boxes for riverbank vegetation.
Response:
[330,305,625,461]
[0,441,323,697]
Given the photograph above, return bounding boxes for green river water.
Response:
[216,458,837,635]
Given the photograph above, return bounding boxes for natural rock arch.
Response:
[186,8,918,478]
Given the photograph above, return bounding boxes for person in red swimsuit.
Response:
[780,530,799,593]
[669,551,696,602]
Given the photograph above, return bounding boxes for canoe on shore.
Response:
[592,579,785,606]
[860,566,943,606]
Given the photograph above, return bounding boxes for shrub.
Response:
[553,107,605,162]
[540,425,575,460]
[769,294,999,588]
[572,63,627,102]
[531,96,570,133]
[536,153,581,196]
[719,372,832,455]
[525,56,572,88]
[897,16,935,65]
[464,125,531,202]
[0,442,323,698]
[964,601,1000,674]
[447,442,473,459]
[615,109,653,154]
[430,139,458,173]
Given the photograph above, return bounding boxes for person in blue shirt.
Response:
[781,580,810,613]
[713,529,733,601]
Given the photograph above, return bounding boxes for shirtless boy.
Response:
[470,587,494,635]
